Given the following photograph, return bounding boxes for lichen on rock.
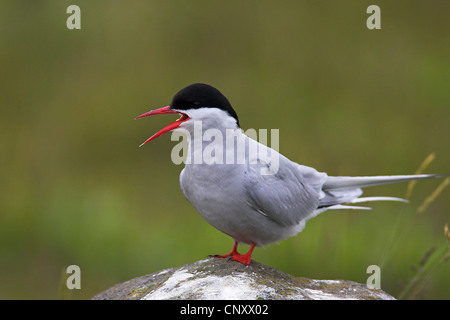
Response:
[91,258,395,300]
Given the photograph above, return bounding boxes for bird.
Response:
[136,83,447,265]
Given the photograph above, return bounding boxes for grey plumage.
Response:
[178,118,445,246]
[137,83,447,264]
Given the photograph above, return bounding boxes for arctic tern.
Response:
[136,83,446,265]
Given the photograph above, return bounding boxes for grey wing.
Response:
[243,156,327,226]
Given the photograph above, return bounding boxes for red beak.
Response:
[136,106,190,147]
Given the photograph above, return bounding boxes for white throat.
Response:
[172,108,244,166]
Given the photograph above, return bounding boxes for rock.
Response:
[91,258,395,300]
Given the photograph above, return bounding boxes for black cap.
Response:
[170,83,240,127]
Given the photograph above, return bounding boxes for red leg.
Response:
[230,242,255,265]
[211,240,239,259]
[211,241,256,266]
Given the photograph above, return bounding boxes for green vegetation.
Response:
[0,1,448,299]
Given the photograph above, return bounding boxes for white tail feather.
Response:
[350,196,408,203]
[323,174,445,191]
[326,204,372,211]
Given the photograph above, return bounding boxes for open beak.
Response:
[135,106,190,147]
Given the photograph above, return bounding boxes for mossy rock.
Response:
[92,258,395,300]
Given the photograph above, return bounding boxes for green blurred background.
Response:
[0,1,448,299]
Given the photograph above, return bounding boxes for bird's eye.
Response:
[192,101,201,107]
